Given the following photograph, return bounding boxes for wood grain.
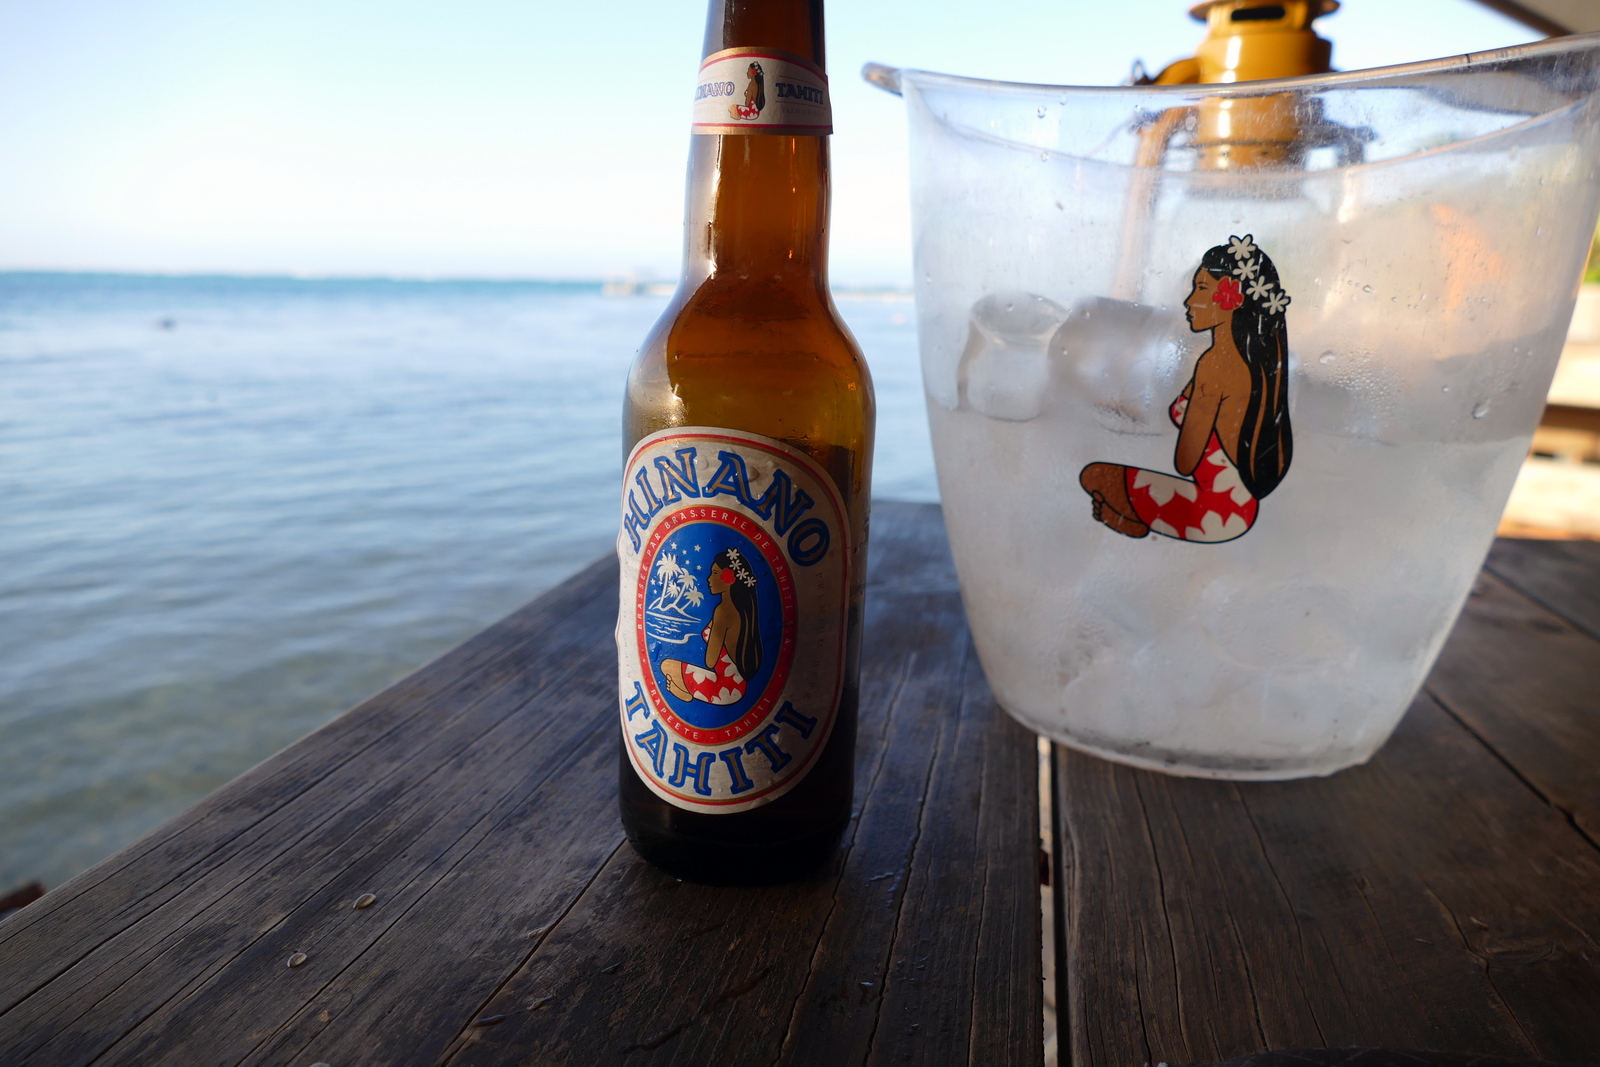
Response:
[1485,537,1600,642]
[1425,570,1600,846]
[0,501,1044,1067]
[0,555,616,1001]
[1055,539,1600,1067]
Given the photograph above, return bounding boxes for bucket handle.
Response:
[862,63,903,96]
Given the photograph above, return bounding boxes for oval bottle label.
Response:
[616,428,849,813]
[692,47,832,136]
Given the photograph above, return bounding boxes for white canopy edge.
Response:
[1470,0,1600,35]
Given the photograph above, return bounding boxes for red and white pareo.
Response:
[676,624,749,705]
[1123,396,1259,543]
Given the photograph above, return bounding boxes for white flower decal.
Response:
[1227,234,1257,261]
[1246,276,1273,301]
[1186,510,1250,543]
[1233,257,1260,281]
[1208,455,1255,506]
[1133,469,1198,506]
[1264,290,1291,315]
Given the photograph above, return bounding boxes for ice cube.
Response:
[1050,297,1191,430]
[959,292,1069,422]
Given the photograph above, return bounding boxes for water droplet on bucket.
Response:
[1441,385,1450,392]
[1472,401,1491,419]
[1319,352,1336,364]
[1036,106,1047,118]
[1362,285,1374,293]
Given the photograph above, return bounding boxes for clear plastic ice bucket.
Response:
[870,34,1600,778]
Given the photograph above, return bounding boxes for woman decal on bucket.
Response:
[1079,235,1292,542]
[659,547,764,705]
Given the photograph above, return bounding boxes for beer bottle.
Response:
[615,0,873,885]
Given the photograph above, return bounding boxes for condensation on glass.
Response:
[868,35,1600,778]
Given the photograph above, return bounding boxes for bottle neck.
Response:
[682,0,830,292]
[683,134,829,289]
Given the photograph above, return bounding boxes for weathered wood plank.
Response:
[0,554,616,1012]
[1425,571,1600,845]
[54,658,621,1067]
[1056,689,1600,1067]
[1484,536,1600,642]
[441,505,1041,1067]
[0,572,623,1066]
[957,661,1045,1067]
[775,592,976,1065]
[234,714,624,1067]
[0,501,1044,1067]
[439,583,969,1066]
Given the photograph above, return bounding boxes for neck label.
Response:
[693,47,832,136]
[616,428,850,813]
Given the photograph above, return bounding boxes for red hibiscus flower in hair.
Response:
[1214,276,1244,311]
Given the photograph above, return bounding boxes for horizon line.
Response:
[0,268,915,293]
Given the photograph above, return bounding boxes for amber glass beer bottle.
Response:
[615,0,873,885]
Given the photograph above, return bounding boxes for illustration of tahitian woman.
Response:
[658,547,763,706]
[1079,234,1292,543]
[730,61,765,121]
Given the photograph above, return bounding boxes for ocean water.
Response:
[0,273,936,890]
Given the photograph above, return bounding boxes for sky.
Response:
[0,0,1540,285]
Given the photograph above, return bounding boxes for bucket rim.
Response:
[864,29,1600,99]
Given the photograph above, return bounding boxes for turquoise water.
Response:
[0,273,936,890]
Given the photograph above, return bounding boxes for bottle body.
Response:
[615,0,872,886]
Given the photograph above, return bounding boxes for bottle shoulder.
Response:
[623,277,874,482]
[630,277,872,390]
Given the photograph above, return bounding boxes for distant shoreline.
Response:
[0,270,914,299]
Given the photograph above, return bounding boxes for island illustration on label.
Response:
[616,428,850,813]
[1080,235,1293,543]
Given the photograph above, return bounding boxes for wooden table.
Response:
[2,504,1598,1066]
[1050,535,1600,1067]
[0,502,1042,1067]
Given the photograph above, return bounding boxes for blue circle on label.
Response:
[641,521,785,731]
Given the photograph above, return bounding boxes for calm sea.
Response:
[0,272,936,890]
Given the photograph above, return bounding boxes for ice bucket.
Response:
[868,34,1600,778]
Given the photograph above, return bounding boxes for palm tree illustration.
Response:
[648,552,704,617]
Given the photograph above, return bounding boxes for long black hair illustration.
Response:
[1196,241,1292,498]
[745,62,765,113]
[712,546,762,679]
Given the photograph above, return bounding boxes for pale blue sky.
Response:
[0,0,1538,284]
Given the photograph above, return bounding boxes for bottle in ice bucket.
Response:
[615,0,873,885]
